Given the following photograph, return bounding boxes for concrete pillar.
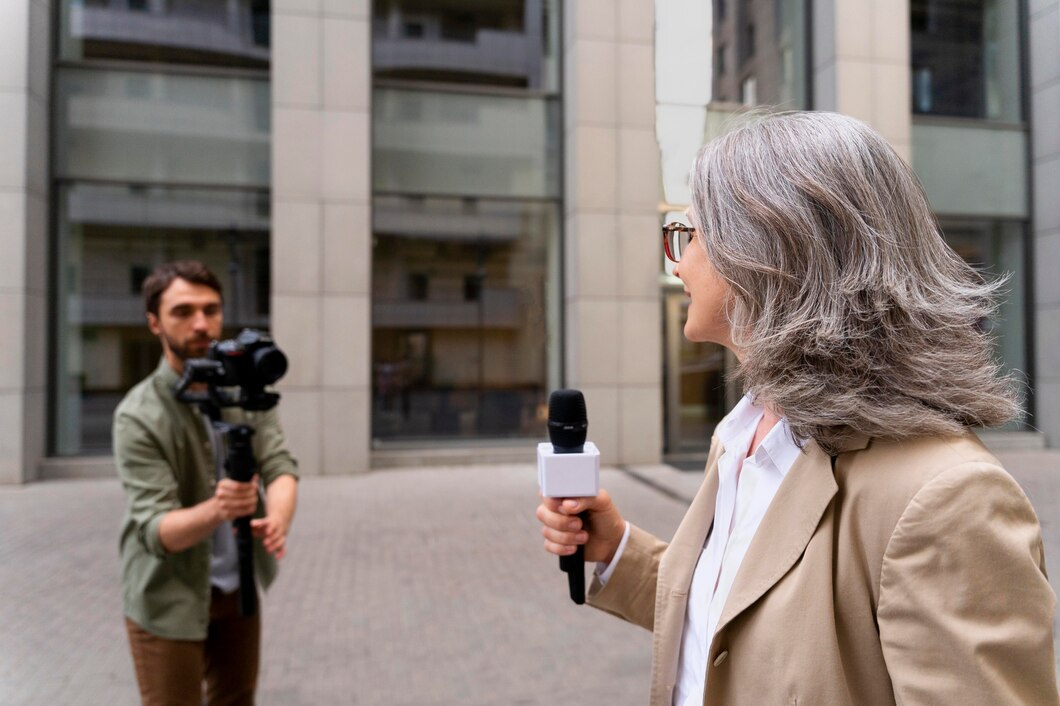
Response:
[0,0,49,484]
[271,0,372,474]
[1030,0,1060,446]
[563,0,662,465]
[813,0,912,161]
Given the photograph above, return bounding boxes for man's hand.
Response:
[536,490,626,564]
[250,515,289,559]
[159,474,260,554]
[213,474,259,522]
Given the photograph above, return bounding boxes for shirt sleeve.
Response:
[595,521,632,585]
[113,413,180,557]
[249,407,299,486]
[877,461,1059,705]
[586,523,668,632]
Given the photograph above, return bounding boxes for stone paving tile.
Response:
[0,467,685,706]
[2,451,1058,705]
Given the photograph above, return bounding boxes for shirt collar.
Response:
[155,356,180,388]
[718,393,802,478]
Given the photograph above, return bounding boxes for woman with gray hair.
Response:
[536,111,1058,705]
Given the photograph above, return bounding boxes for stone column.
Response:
[813,0,911,161]
[563,0,662,465]
[271,0,372,474]
[0,0,49,483]
[1030,0,1060,446]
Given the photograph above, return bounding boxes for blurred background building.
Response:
[0,0,1056,481]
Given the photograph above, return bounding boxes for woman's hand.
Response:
[536,490,626,564]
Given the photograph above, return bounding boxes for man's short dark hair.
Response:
[142,260,223,316]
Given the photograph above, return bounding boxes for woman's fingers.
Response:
[540,524,588,546]
[543,539,578,556]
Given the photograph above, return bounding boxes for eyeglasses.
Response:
[662,222,696,263]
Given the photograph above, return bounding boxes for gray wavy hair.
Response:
[689,111,1019,454]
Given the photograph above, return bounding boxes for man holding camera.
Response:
[114,260,298,705]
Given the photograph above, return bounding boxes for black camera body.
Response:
[174,329,288,412]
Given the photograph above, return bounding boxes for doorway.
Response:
[663,289,738,458]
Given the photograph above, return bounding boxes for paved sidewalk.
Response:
[1,449,1058,705]
[0,466,685,705]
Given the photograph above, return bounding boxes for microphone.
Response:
[538,389,600,605]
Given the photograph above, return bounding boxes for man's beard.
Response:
[163,331,212,361]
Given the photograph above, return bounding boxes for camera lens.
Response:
[252,346,288,385]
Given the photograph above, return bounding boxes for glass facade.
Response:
[60,0,270,68]
[370,0,561,443]
[942,219,1029,428]
[911,1,1031,426]
[911,0,1023,121]
[52,0,272,455]
[712,0,808,108]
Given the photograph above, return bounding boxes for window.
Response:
[942,219,1029,427]
[370,1,562,443]
[910,0,1022,121]
[59,0,271,69]
[54,185,271,454]
[372,0,559,90]
[51,2,273,452]
[371,196,559,441]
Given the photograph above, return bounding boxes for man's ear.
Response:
[146,312,161,336]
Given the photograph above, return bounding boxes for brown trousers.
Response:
[125,587,260,706]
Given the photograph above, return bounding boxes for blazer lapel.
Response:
[713,439,839,635]
[651,447,722,704]
[664,447,722,590]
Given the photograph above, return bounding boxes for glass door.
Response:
[663,289,737,456]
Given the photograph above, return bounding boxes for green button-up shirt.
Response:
[114,358,299,640]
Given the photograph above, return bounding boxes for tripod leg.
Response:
[234,517,258,616]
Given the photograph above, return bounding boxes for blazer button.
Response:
[713,650,729,667]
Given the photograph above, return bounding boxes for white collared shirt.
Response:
[597,394,802,706]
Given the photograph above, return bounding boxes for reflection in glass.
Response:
[942,220,1028,428]
[711,0,807,107]
[372,88,560,199]
[911,0,1022,121]
[371,195,558,441]
[54,184,271,455]
[372,0,560,91]
[55,68,270,187]
[663,291,737,453]
[59,0,270,68]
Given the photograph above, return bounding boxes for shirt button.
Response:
[713,650,729,667]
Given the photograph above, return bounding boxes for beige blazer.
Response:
[589,431,1058,705]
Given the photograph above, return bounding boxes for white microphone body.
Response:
[537,441,600,499]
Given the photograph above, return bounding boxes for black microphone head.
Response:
[548,389,588,453]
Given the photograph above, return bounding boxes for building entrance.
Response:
[662,288,738,459]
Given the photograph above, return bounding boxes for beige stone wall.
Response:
[814,0,911,161]
[563,0,663,465]
[0,0,49,483]
[271,0,372,475]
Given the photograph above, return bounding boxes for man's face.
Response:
[147,278,223,366]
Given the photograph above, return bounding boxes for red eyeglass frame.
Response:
[662,221,696,263]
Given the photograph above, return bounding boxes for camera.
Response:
[174,329,288,412]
